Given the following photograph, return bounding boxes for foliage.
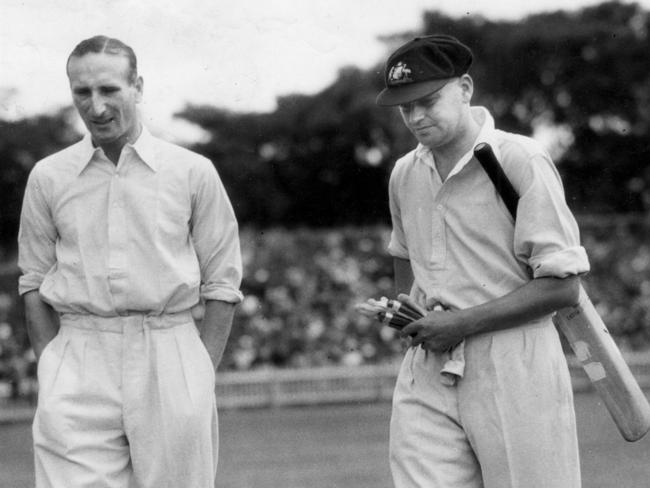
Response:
[177,68,401,227]
[2,3,650,237]
[0,108,81,255]
[176,1,650,224]
[418,1,650,214]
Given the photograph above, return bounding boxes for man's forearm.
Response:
[23,290,60,361]
[459,275,581,337]
[198,299,236,370]
[393,257,414,296]
[402,275,581,351]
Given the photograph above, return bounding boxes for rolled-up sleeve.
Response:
[17,166,57,295]
[513,153,590,278]
[190,159,243,303]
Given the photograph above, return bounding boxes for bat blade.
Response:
[554,284,650,442]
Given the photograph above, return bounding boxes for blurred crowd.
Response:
[222,227,404,371]
[2,217,650,402]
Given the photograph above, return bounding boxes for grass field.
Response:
[2,392,650,488]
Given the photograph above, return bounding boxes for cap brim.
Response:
[376,78,450,106]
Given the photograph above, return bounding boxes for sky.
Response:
[1,0,646,141]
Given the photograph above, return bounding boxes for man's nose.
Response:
[408,104,426,124]
[89,93,106,116]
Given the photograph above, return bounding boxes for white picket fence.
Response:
[214,351,650,409]
[2,352,650,416]
[215,362,401,409]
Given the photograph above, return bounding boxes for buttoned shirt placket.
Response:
[419,153,446,303]
[418,147,476,304]
[105,151,130,312]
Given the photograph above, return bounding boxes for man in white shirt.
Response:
[18,35,242,488]
[376,35,589,488]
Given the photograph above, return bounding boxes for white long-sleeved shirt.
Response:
[18,127,243,316]
[388,107,589,310]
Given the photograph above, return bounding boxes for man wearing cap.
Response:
[377,35,588,487]
[18,35,242,487]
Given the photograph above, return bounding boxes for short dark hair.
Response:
[67,35,138,84]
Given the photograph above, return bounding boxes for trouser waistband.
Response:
[59,311,194,333]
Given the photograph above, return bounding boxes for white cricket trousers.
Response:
[33,312,218,488]
[389,319,581,488]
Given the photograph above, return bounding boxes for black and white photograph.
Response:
[1,1,650,487]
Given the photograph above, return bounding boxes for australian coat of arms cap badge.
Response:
[387,61,412,85]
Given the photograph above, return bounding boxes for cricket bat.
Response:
[554,287,650,441]
[474,142,650,442]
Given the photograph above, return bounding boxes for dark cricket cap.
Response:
[376,35,473,106]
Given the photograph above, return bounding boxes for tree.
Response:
[420,2,650,213]
[0,108,80,255]
[3,1,650,241]
[177,2,650,225]
[178,67,407,226]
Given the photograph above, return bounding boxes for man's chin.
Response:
[90,131,120,145]
[414,136,439,148]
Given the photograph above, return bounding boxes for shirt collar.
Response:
[73,125,158,176]
[468,105,502,161]
[129,126,158,172]
[74,134,102,175]
[413,106,502,179]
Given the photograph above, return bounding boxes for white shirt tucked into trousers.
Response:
[18,127,243,488]
[387,108,589,488]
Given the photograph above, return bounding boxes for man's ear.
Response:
[459,74,473,104]
[135,76,144,103]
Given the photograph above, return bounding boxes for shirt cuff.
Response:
[530,246,590,279]
[18,273,44,296]
[200,284,244,304]
[388,239,409,259]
